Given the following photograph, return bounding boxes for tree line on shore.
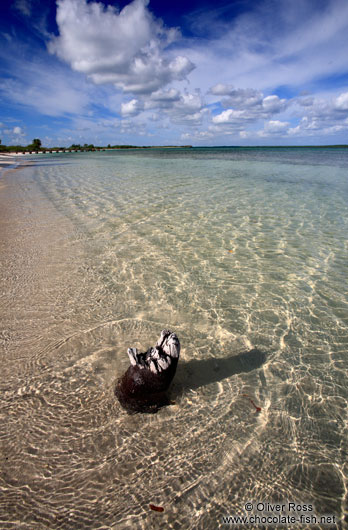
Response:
[0,139,192,153]
[0,139,136,153]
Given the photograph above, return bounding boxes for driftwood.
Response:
[115,329,180,413]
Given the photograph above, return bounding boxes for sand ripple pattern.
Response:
[1,149,347,529]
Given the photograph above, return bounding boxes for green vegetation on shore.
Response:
[0,139,193,153]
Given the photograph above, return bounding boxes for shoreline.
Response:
[1,144,348,158]
[0,152,29,165]
[0,162,90,376]
[1,144,347,168]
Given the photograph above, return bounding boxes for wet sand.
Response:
[0,163,117,529]
[0,163,82,363]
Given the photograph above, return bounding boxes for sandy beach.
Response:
[0,160,107,400]
[0,161,95,365]
[0,153,30,163]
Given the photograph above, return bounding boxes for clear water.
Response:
[1,148,347,529]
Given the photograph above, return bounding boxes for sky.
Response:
[1,0,348,146]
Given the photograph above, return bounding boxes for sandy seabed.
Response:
[1,153,347,530]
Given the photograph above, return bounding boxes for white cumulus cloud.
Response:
[335,91,348,110]
[211,89,289,127]
[263,120,289,133]
[163,90,207,125]
[48,0,195,94]
[212,109,246,124]
[134,89,207,125]
[145,88,181,109]
[210,85,263,109]
[262,95,287,113]
[121,99,144,117]
[209,84,235,96]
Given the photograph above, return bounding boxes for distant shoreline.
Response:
[1,144,348,157]
[0,146,193,155]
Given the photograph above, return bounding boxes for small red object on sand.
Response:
[149,504,164,512]
[242,393,262,412]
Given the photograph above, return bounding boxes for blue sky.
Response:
[1,0,348,146]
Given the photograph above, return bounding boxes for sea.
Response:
[1,147,347,529]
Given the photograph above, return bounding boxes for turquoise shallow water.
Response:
[1,148,348,529]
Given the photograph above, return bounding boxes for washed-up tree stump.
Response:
[115,329,180,413]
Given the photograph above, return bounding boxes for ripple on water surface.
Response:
[1,149,347,529]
